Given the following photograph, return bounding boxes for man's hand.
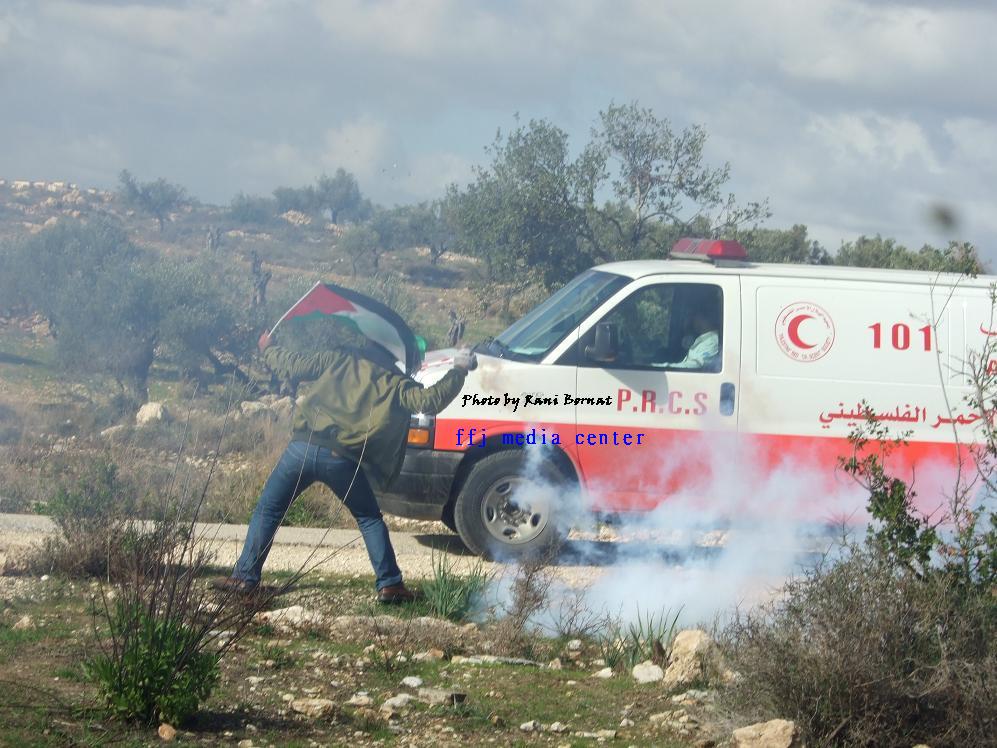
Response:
[258,331,273,353]
[453,348,477,372]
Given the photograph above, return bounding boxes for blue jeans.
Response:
[233,440,403,590]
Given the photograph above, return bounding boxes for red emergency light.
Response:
[670,237,748,261]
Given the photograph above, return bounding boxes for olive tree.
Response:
[118,170,190,233]
[447,102,769,294]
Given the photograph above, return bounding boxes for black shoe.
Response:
[377,584,418,604]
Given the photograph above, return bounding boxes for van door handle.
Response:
[720,382,735,416]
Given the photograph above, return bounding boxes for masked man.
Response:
[216,332,475,603]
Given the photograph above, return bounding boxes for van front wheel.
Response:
[453,451,567,560]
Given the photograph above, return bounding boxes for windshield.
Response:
[486,270,629,361]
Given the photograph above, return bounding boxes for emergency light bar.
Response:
[670,237,748,262]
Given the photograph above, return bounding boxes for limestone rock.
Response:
[347,693,373,707]
[418,687,465,706]
[380,693,414,715]
[400,675,423,688]
[593,667,613,679]
[519,720,541,732]
[12,615,33,631]
[253,605,324,631]
[281,210,312,226]
[239,401,274,419]
[271,396,295,421]
[136,402,168,426]
[412,648,446,662]
[632,660,664,683]
[663,629,720,688]
[157,723,176,741]
[290,697,337,719]
[732,719,799,748]
[575,729,617,739]
[100,424,129,441]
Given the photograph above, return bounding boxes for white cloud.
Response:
[806,112,941,173]
[945,117,997,172]
[1,0,995,262]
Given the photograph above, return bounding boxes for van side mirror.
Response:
[585,323,619,362]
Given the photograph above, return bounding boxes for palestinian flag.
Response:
[270,282,424,374]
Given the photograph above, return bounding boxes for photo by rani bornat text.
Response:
[456,392,644,449]
[460,392,613,412]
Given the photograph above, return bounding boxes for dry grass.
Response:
[719,542,996,747]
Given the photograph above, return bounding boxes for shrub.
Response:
[229,192,277,224]
[84,599,219,725]
[721,408,996,746]
[29,458,151,579]
[422,550,490,622]
[720,544,995,746]
[598,607,681,671]
[83,478,276,725]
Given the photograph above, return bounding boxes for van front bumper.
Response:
[376,449,462,521]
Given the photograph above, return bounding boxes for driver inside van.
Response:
[657,304,720,370]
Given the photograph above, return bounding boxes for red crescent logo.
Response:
[775,302,835,362]
[787,314,815,349]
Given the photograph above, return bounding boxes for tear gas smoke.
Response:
[479,431,878,631]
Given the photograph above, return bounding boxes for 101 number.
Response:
[869,322,931,351]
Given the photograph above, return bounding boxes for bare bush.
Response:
[487,549,559,659]
[24,457,151,579]
[720,543,995,746]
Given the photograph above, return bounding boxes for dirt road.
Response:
[0,512,625,586]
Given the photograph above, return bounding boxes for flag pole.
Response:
[267,281,322,337]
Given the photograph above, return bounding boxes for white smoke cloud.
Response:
[479,432,873,631]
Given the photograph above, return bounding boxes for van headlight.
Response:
[407,413,434,448]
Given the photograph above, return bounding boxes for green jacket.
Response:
[263,346,466,489]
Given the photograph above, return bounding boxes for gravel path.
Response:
[0,512,606,586]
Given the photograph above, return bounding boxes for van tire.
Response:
[453,450,568,560]
[440,502,457,533]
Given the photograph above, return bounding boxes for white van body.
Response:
[378,243,994,558]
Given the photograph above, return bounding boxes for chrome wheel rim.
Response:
[480,476,551,545]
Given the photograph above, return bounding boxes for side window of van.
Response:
[574,283,723,371]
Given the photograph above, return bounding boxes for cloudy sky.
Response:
[2,0,995,260]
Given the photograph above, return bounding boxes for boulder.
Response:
[253,605,324,631]
[380,693,414,714]
[239,401,274,419]
[136,402,168,426]
[157,722,176,741]
[663,629,720,688]
[290,697,337,719]
[271,396,295,421]
[632,660,664,683]
[417,687,465,706]
[13,615,34,631]
[412,648,446,662]
[400,676,423,688]
[100,424,129,442]
[732,719,799,748]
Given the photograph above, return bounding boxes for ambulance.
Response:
[378,238,994,558]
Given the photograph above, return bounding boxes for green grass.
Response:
[0,571,696,747]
